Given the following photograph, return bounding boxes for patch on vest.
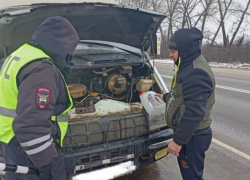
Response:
[36,88,50,109]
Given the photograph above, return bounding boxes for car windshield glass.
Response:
[73,43,130,56]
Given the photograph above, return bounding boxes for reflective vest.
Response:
[0,44,73,146]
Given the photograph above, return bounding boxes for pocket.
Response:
[171,107,181,126]
[202,129,213,151]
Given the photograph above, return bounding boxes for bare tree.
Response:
[211,0,233,46]
[178,0,202,28]
[116,0,151,9]
[200,0,216,34]
[237,35,244,47]
[191,0,217,44]
[165,0,181,40]
[116,0,250,62]
[218,0,229,47]
[229,0,250,46]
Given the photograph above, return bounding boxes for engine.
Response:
[67,65,158,114]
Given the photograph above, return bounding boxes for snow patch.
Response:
[73,161,136,180]
[152,59,250,70]
[209,62,250,69]
[150,59,174,64]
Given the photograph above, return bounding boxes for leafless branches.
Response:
[116,0,250,62]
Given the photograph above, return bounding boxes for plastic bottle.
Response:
[139,91,167,128]
[139,91,165,115]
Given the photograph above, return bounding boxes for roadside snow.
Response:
[73,161,136,180]
[153,59,250,70]
[209,62,250,69]
[151,59,174,64]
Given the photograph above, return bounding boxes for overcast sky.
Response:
[191,0,250,44]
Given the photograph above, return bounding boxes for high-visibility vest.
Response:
[0,44,73,146]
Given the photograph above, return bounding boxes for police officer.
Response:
[0,16,79,180]
[156,28,215,180]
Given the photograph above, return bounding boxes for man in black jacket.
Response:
[156,27,215,180]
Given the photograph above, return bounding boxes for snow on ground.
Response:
[73,161,136,180]
[209,62,250,69]
[152,59,250,70]
[151,59,174,64]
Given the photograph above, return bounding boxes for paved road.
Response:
[119,64,250,180]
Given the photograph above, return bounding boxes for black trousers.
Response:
[1,143,66,180]
[177,129,212,180]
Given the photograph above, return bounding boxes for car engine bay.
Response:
[67,64,162,118]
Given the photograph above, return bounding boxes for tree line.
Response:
[117,0,250,63]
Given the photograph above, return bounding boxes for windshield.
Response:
[74,43,130,56]
[71,41,143,67]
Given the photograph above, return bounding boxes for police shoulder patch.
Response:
[36,88,50,109]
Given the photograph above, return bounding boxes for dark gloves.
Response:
[49,121,60,140]
[163,93,168,103]
[38,164,53,180]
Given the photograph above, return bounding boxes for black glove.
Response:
[38,165,53,180]
[49,121,60,140]
[163,93,169,103]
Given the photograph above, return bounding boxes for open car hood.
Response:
[0,3,165,59]
[0,0,118,9]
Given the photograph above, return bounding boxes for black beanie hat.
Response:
[169,34,178,50]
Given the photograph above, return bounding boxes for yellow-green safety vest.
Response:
[0,44,73,146]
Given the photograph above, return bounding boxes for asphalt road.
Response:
[118,64,250,180]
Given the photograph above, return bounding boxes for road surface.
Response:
[118,63,250,180]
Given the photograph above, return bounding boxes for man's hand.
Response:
[155,93,164,100]
[168,141,182,157]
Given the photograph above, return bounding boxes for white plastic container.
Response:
[139,91,165,114]
[139,91,167,128]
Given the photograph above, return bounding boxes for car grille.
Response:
[63,113,148,151]
[71,146,135,172]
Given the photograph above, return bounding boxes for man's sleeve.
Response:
[12,62,60,169]
[173,69,213,146]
